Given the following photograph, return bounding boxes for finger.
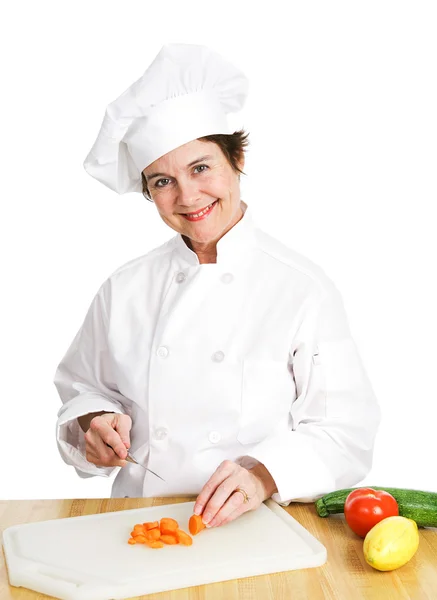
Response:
[114,414,132,449]
[84,429,100,455]
[87,438,127,467]
[86,428,126,466]
[201,473,243,525]
[216,476,263,527]
[194,460,236,519]
[207,488,247,528]
[87,450,128,468]
[84,429,112,462]
[86,448,110,466]
[90,418,128,459]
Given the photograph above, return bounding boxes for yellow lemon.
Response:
[363,516,419,571]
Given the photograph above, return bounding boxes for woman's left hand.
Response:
[193,460,278,528]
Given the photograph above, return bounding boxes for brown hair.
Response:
[141,129,249,201]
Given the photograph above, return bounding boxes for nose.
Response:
[176,177,201,208]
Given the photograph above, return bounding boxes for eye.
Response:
[155,178,171,188]
[193,164,209,174]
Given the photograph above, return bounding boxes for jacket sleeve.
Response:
[239,276,382,505]
[54,282,131,478]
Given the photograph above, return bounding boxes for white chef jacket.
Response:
[54,203,381,504]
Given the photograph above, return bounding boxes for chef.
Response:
[54,43,381,529]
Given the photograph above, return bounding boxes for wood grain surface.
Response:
[1,497,436,600]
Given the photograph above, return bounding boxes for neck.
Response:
[184,239,218,264]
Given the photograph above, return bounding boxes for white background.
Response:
[1,0,436,499]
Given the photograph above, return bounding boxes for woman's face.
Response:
[143,140,244,246]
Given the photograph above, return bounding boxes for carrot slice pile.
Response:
[128,513,206,549]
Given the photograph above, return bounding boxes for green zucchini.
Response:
[315,486,437,528]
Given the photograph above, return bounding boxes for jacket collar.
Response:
[173,201,256,266]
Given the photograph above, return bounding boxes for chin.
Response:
[188,230,219,244]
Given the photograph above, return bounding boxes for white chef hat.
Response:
[83,43,249,195]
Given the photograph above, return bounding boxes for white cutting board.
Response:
[2,499,326,600]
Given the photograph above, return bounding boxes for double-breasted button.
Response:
[157,346,169,358]
[221,273,234,284]
[175,272,186,283]
[154,427,168,440]
[208,431,221,444]
[212,351,225,362]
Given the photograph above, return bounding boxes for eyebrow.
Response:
[145,155,214,182]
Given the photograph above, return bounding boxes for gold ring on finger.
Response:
[235,487,250,503]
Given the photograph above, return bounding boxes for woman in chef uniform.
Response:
[54,44,381,529]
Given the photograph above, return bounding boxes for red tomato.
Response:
[344,488,399,538]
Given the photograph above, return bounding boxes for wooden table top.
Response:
[1,496,436,600]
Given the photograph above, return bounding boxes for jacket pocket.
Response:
[237,359,295,445]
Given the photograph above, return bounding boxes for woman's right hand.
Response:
[84,412,132,467]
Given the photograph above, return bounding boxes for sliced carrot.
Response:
[160,518,179,534]
[128,537,137,545]
[160,534,179,545]
[160,523,179,535]
[189,514,206,535]
[145,539,164,549]
[133,525,145,534]
[143,521,159,530]
[160,517,178,527]
[145,528,161,541]
[133,534,147,544]
[176,529,193,546]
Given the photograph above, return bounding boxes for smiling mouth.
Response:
[181,200,218,221]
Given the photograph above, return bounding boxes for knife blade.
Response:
[124,451,166,481]
[105,444,165,481]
